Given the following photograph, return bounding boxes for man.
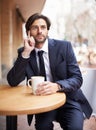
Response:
[7,13,92,130]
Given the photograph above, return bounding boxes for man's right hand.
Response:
[22,31,35,58]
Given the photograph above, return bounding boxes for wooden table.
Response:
[0,85,66,130]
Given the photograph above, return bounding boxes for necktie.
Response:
[38,51,46,80]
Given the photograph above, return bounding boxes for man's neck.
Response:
[35,43,44,49]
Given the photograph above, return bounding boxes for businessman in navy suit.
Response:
[7,13,92,130]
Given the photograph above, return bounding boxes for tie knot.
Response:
[38,51,44,56]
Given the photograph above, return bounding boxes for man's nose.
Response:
[38,27,42,33]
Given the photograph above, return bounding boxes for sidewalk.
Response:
[0,115,96,130]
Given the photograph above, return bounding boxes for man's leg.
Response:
[56,102,84,130]
[35,110,57,130]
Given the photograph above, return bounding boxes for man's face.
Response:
[29,18,48,44]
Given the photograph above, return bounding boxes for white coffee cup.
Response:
[27,76,44,95]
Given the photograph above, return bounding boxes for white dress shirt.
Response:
[35,39,53,81]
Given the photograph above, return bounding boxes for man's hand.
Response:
[35,81,60,95]
[22,31,35,58]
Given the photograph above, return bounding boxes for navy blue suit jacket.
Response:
[7,38,92,123]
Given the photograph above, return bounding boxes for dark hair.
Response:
[25,13,51,32]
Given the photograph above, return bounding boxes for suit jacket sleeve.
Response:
[54,41,83,92]
[7,48,30,86]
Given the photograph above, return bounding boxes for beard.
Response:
[34,34,48,44]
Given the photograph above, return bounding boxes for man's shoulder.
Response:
[48,38,71,46]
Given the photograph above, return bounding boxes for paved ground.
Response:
[0,115,96,130]
[0,115,62,130]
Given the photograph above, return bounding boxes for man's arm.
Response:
[7,49,30,86]
[56,41,83,93]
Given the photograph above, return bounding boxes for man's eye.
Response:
[31,26,38,30]
[41,26,46,29]
[30,25,47,31]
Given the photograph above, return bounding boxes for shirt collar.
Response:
[35,39,48,53]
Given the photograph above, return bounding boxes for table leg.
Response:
[6,116,17,130]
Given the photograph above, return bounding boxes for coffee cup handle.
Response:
[27,79,32,88]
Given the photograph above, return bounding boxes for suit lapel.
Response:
[48,39,57,77]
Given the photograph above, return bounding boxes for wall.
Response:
[0,1,1,79]
[0,0,24,81]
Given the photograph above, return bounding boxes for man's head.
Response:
[25,13,51,45]
[25,13,51,33]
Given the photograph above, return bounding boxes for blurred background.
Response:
[0,0,96,113]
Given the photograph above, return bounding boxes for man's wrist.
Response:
[57,84,61,91]
[22,51,30,59]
